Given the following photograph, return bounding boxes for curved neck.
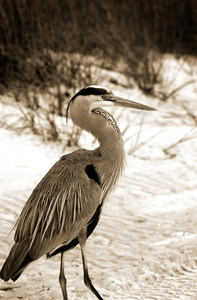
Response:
[70,103,125,158]
[95,127,125,198]
[70,105,126,196]
[97,126,124,151]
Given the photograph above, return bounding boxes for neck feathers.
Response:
[70,103,126,197]
[94,141,125,201]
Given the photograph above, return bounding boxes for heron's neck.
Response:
[93,123,126,196]
[97,126,123,151]
[71,106,125,180]
[71,109,125,196]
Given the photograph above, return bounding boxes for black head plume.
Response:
[66,86,110,122]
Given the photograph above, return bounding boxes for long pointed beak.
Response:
[103,94,156,111]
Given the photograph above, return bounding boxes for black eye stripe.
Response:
[76,87,109,97]
[66,86,110,120]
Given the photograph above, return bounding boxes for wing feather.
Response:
[14,150,102,259]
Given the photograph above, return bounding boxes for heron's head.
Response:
[66,85,156,140]
[66,85,156,122]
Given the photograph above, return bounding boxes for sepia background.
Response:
[0,0,197,299]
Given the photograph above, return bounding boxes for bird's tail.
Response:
[0,241,33,282]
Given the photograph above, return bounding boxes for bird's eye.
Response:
[102,94,108,100]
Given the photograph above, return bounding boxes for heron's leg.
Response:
[78,228,104,300]
[59,252,68,300]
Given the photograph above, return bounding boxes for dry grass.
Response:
[0,1,196,146]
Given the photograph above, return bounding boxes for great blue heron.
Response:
[0,85,156,299]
